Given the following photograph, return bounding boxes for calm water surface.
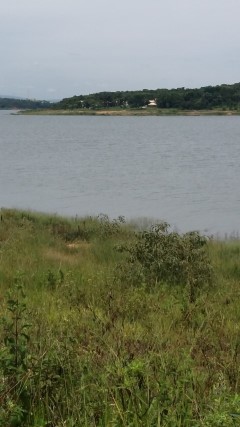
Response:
[0,110,240,235]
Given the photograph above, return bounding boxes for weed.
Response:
[0,273,32,426]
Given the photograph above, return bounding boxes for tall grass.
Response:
[0,209,240,426]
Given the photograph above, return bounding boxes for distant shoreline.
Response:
[19,108,240,116]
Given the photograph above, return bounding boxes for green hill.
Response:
[56,82,240,111]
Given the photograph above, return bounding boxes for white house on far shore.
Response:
[148,99,157,107]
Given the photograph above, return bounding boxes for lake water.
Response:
[0,110,240,235]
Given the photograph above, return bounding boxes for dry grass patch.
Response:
[43,247,79,266]
[43,241,91,266]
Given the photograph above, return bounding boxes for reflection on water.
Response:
[0,111,240,235]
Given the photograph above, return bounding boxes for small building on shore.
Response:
[148,99,157,107]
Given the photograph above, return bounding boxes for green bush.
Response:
[118,223,213,301]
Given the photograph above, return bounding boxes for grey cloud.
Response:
[1,0,240,99]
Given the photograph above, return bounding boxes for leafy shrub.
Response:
[118,223,213,301]
[97,213,125,238]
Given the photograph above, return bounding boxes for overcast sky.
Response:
[1,0,240,100]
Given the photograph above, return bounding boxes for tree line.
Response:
[0,98,51,110]
[57,82,240,110]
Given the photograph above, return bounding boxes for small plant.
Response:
[45,268,64,290]
[0,273,32,426]
[97,213,125,238]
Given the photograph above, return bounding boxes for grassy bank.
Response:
[0,209,240,426]
[20,108,240,116]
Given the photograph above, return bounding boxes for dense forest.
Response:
[0,97,51,110]
[57,82,240,110]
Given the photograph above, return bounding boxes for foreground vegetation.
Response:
[0,209,240,426]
